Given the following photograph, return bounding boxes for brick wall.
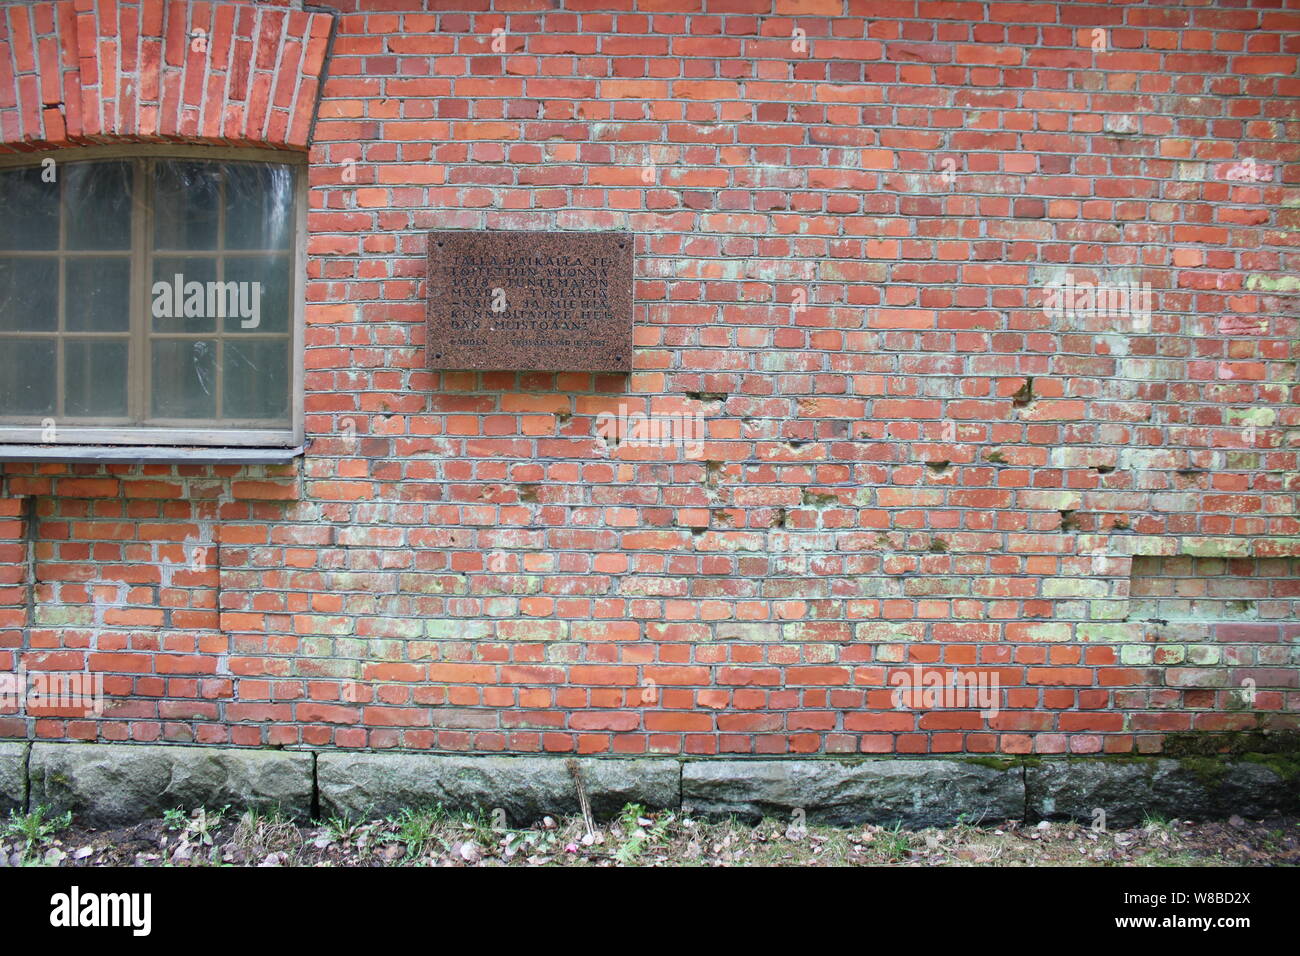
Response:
[0,0,331,150]
[1,0,1297,757]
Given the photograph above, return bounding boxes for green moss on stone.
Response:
[1241,752,1300,782]
[1161,731,1300,757]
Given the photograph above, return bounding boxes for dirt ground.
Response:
[3,804,1297,867]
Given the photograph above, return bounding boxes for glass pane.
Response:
[153,160,220,250]
[0,166,59,250]
[0,339,56,416]
[151,338,217,419]
[66,257,130,332]
[64,339,129,417]
[151,256,218,333]
[224,164,293,250]
[64,161,132,251]
[223,338,289,422]
[224,255,291,333]
[0,256,58,332]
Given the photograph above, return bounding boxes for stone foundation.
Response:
[3,742,1296,829]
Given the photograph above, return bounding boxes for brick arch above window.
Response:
[0,0,333,152]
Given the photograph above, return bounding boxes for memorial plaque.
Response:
[426,230,634,371]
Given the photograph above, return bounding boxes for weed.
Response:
[324,813,360,843]
[613,804,675,865]
[163,807,188,831]
[3,806,73,863]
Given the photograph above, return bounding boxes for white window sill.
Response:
[0,445,305,465]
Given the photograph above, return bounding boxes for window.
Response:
[0,150,303,453]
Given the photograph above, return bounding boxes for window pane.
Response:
[225,164,293,250]
[66,258,130,332]
[151,256,218,333]
[64,161,132,251]
[151,338,217,419]
[0,256,58,332]
[64,339,129,417]
[1,156,296,440]
[224,338,289,422]
[0,339,56,416]
[224,256,291,333]
[0,166,59,250]
[153,161,220,250]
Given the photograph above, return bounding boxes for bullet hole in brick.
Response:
[929,538,948,552]
[685,391,726,402]
[786,440,810,449]
[1011,378,1034,408]
[926,460,951,473]
[555,411,572,424]
[984,450,1007,463]
[1058,509,1080,532]
[1094,465,1115,474]
[772,508,789,529]
[518,485,540,503]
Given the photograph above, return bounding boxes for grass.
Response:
[231,808,302,863]
[877,821,912,862]
[387,806,448,860]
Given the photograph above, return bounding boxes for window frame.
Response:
[0,145,307,454]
